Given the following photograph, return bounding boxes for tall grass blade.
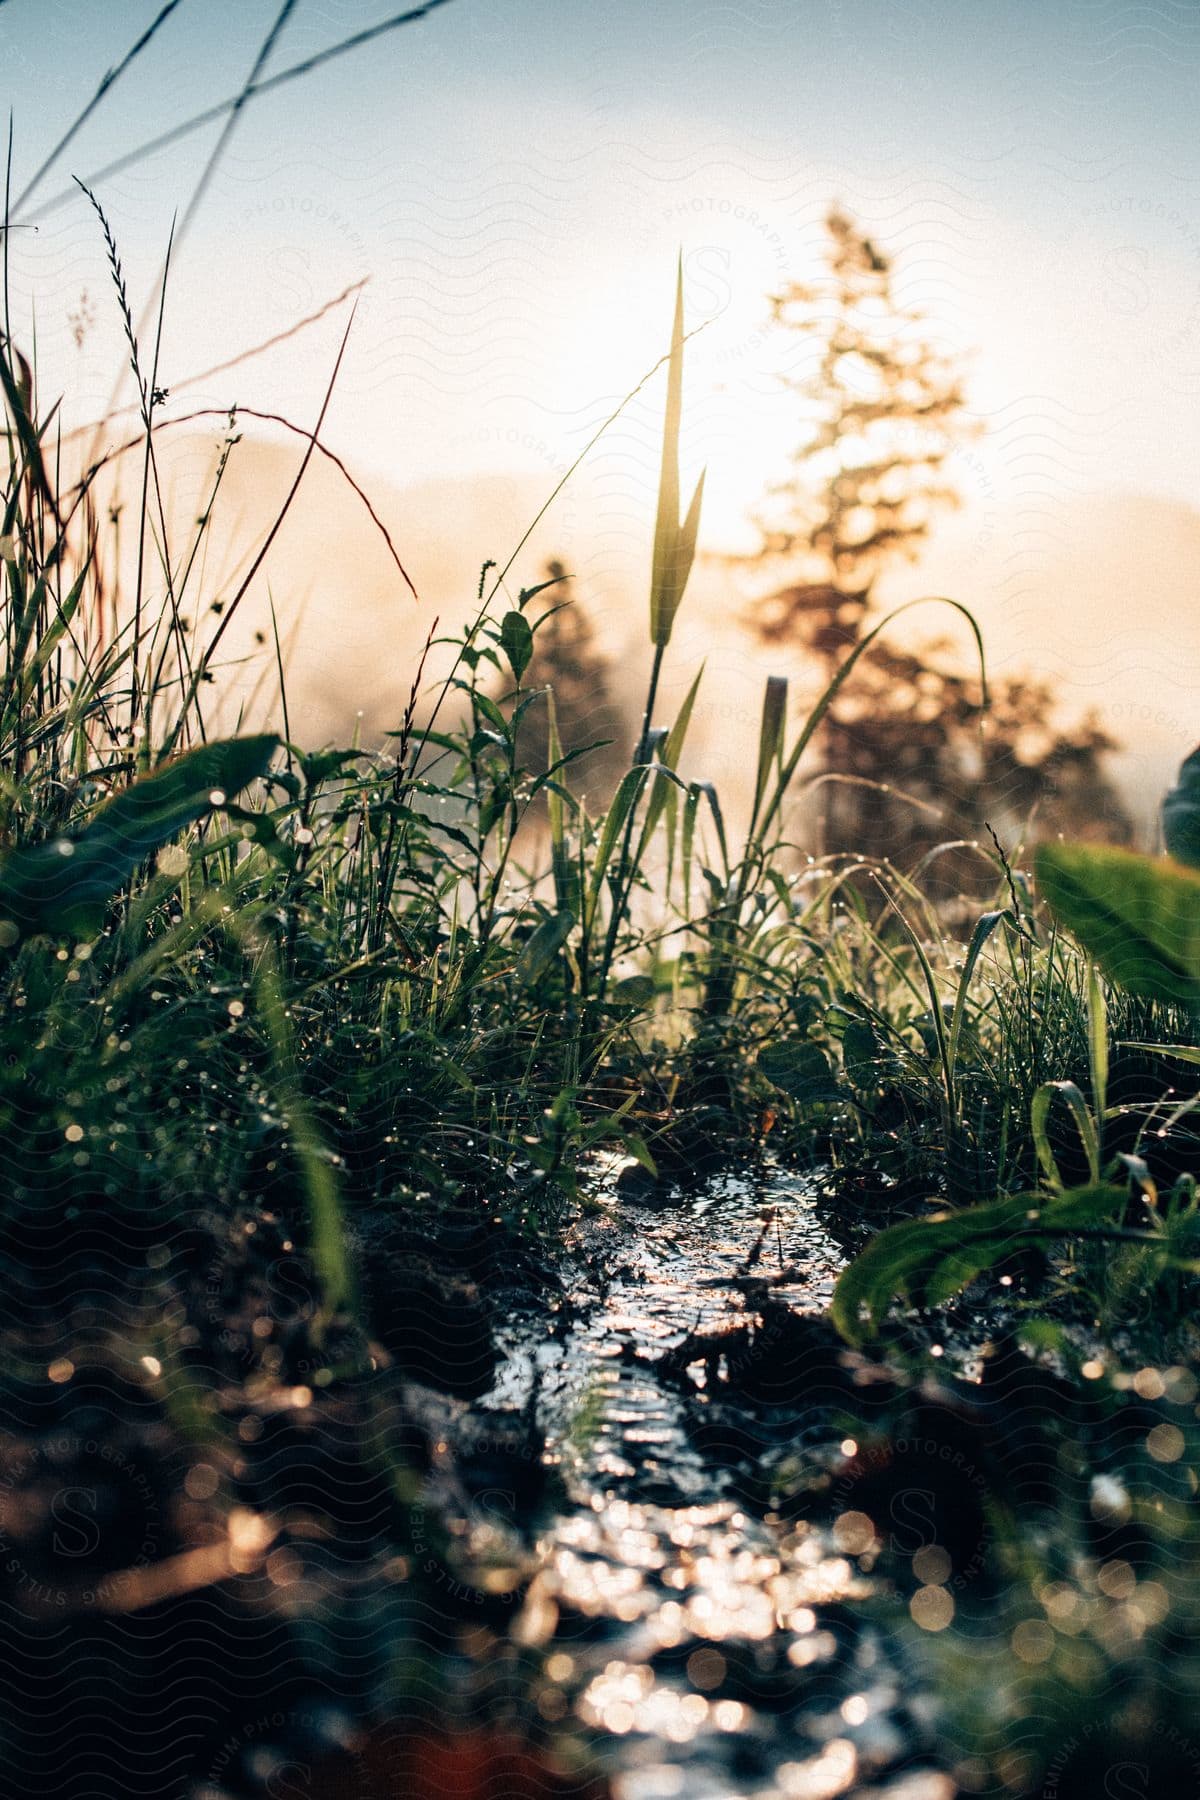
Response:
[648,262,704,650]
[1032,1079,1102,1190]
[751,674,788,828]
[1087,958,1109,1127]
[757,596,987,845]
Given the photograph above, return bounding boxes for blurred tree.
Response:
[518,560,624,796]
[748,206,1130,871]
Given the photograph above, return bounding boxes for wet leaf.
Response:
[0,733,278,941]
[515,909,574,985]
[1036,842,1200,1008]
[759,1041,837,1100]
[500,609,534,683]
[832,1184,1126,1344]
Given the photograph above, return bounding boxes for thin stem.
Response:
[21,1,461,224]
[597,640,666,997]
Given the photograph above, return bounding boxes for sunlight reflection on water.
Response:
[481,1163,941,1799]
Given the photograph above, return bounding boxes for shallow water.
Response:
[461,1165,953,1800]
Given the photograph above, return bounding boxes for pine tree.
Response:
[751,207,967,655]
[748,207,1129,873]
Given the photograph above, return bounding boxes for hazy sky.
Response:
[6,1,1200,512]
[5,1,1200,804]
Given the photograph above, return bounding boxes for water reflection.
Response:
[482,1164,944,1799]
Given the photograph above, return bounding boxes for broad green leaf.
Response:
[515,908,574,985]
[832,1184,1125,1345]
[299,747,364,789]
[472,692,510,737]
[1035,842,1200,1008]
[0,733,278,941]
[500,609,534,683]
[842,1018,884,1086]
[622,1133,658,1176]
[1162,744,1200,868]
[612,973,657,1007]
[759,1040,837,1101]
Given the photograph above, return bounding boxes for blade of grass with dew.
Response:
[1031,1079,1102,1190]
[755,596,987,847]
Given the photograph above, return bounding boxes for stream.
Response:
[423,1164,956,1800]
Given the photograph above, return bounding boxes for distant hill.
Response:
[101,430,1200,838]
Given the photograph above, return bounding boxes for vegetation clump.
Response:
[5,56,1200,1800]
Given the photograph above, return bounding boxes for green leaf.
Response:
[757,597,987,848]
[673,469,706,606]
[622,1134,658,1176]
[472,692,510,737]
[0,734,278,941]
[637,663,705,856]
[518,571,568,610]
[515,909,574,985]
[695,779,729,871]
[945,908,1007,1095]
[584,764,651,936]
[544,690,580,918]
[842,1018,884,1087]
[500,609,534,683]
[1087,958,1109,1127]
[299,747,363,790]
[752,675,788,825]
[1031,1079,1101,1189]
[758,1041,837,1100]
[831,1184,1125,1345]
[681,782,700,910]
[1163,745,1200,868]
[1035,842,1200,1008]
[10,568,87,711]
[1118,1040,1200,1068]
[648,262,704,650]
[649,260,685,648]
[612,973,656,1007]
[246,928,354,1319]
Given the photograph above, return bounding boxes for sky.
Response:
[4,0,1200,810]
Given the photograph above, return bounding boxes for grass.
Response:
[7,103,1200,1800]
[5,180,1200,1340]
